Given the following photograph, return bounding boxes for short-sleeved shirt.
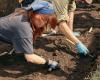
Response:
[0,13,33,54]
[46,0,76,21]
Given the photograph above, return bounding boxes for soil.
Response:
[0,3,100,80]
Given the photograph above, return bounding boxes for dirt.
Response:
[0,3,100,80]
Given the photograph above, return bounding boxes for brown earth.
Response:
[0,3,100,80]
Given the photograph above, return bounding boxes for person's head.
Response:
[28,11,57,41]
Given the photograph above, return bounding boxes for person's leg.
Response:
[67,1,80,36]
[68,11,81,36]
[67,11,80,36]
[68,11,74,31]
[67,0,76,31]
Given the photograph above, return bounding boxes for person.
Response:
[0,0,59,71]
[43,0,93,36]
[41,0,80,36]
[43,0,90,55]
[17,0,89,55]
[20,0,57,38]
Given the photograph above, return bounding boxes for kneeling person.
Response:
[0,0,58,71]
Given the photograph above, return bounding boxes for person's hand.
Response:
[46,60,59,71]
[76,42,89,55]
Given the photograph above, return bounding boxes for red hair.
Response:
[28,11,57,42]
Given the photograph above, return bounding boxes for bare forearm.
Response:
[24,53,46,64]
[59,22,80,44]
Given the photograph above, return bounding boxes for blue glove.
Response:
[47,60,59,71]
[76,42,89,55]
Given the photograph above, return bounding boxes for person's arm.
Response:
[58,22,89,55]
[12,33,58,70]
[24,53,46,64]
[24,53,59,71]
[68,1,76,31]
